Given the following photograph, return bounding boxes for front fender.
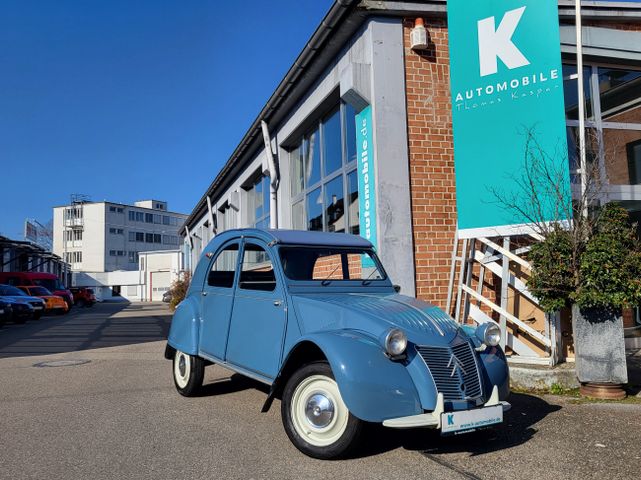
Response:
[167,297,200,356]
[297,330,423,423]
[478,346,510,400]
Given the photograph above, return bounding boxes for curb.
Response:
[509,362,579,390]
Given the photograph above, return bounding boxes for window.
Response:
[239,243,276,291]
[64,230,83,241]
[145,213,154,223]
[290,102,358,234]
[279,247,385,282]
[117,207,123,213]
[136,232,144,242]
[207,243,239,288]
[109,206,123,213]
[153,214,162,224]
[109,250,116,256]
[128,211,135,221]
[163,235,179,245]
[163,215,170,225]
[128,231,135,241]
[109,228,123,235]
[128,251,139,263]
[153,234,161,244]
[145,233,154,243]
[246,175,271,228]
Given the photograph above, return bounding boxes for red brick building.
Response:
[183,1,641,363]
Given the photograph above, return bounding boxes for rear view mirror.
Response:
[393,285,401,293]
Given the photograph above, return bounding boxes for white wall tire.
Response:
[282,362,363,459]
[172,350,204,397]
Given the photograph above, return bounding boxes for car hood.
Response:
[290,292,465,347]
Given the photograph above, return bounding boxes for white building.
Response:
[53,199,187,300]
[72,249,183,302]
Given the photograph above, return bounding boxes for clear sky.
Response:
[0,0,333,239]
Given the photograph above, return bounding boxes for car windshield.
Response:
[28,287,52,296]
[34,278,64,291]
[279,247,386,283]
[0,285,27,296]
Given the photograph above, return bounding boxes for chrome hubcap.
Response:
[178,355,186,377]
[304,393,334,428]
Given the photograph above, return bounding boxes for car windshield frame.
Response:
[27,286,52,296]
[278,245,389,285]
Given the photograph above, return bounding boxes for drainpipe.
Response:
[206,195,216,236]
[261,120,280,229]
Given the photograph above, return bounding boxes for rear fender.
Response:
[166,297,200,356]
[268,331,422,423]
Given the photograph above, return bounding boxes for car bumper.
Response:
[382,385,510,430]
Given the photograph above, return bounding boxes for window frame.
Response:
[205,241,241,290]
[238,241,277,292]
[289,102,358,234]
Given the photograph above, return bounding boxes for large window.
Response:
[246,175,271,229]
[563,63,641,188]
[207,244,239,288]
[290,103,359,234]
[239,243,276,291]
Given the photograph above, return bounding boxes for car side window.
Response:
[239,243,276,292]
[207,243,239,288]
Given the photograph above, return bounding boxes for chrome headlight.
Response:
[384,328,408,357]
[476,322,501,347]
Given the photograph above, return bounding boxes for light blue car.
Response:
[166,229,510,459]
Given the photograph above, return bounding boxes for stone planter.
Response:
[571,305,628,398]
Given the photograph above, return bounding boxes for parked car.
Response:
[17,286,68,315]
[0,284,45,321]
[0,272,73,309]
[0,300,13,326]
[69,287,96,307]
[166,229,510,459]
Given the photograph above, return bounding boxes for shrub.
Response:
[169,271,191,311]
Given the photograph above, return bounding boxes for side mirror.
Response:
[393,285,401,293]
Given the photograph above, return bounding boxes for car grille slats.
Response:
[416,342,483,401]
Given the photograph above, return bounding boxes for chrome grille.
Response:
[416,342,483,401]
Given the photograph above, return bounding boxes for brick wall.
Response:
[403,18,457,310]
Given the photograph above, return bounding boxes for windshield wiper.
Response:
[320,263,342,286]
[361,267,379,285]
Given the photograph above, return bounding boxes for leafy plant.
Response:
[169,271,191,311]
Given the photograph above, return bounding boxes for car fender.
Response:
[167,297,200,356]
[478,346,510,400]
[272,330,423,423]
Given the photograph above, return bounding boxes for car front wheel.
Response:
[173,350,204,396]
[281,361,363,459]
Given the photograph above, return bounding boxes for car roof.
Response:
[214,228,373,248]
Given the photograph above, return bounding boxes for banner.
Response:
[447,0,570,238]
[356,105,378,267]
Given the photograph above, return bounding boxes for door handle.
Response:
[202,291,208,296]
[273,300,282,307]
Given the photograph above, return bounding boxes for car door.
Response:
[225,240,287,379]
[199,241,240,360]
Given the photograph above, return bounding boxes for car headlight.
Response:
[384,328,408,357]
[476,322,501,347]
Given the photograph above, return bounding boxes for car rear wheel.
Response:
[281,361,363,459]
[173,350,204,397]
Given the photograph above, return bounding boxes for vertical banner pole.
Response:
[575,0,588,217]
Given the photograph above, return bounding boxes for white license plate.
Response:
[441,405,503,434]
[33,305,43,310]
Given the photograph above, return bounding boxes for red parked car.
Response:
[0,272,73,309]
[69,287,96,307]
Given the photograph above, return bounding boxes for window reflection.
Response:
[290,146,304,197]
[603,129,641,185]
[347,171,359,234]
[598,67,641,123]
[323,109,342,176]
[563,64,592,120]
[304,130,321,188]
[324,176,345,233]
[306,187,323,231]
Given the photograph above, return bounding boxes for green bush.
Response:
[531,203,641,312]
[574,203,641,309]
[169,271,191,311]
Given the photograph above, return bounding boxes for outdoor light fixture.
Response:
[410,18,429,51]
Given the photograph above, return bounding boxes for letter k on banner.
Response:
[478,6,530,77]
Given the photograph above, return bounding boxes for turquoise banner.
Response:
[447,0,570,237]
[356,105,377,267]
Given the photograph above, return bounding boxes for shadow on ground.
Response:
[0,302,171,358]
[197,372,560,460]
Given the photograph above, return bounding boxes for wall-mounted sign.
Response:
[447,0,570,238]
[356,105,378,267]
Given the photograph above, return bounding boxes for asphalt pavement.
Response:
[0,302,639,480]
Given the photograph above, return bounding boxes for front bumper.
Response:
[382,385,510,429]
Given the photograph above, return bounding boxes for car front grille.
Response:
[416,341,483,401]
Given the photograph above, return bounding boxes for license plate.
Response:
[33,305,43,310]
[441,405,503,434]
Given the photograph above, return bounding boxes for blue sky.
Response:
[0,0,333,239]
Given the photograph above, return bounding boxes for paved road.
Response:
[1,302,640,480]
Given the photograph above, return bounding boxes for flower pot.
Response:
[571,305,628,398]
